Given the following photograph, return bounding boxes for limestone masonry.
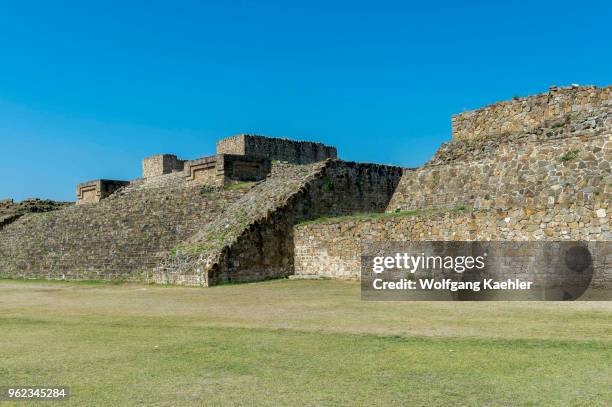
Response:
[216,134,337,164]
[0,86,610,287]
[451,85,609,141]
[75,134,334,204]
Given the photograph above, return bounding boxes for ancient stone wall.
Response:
[387,133,611,212]
[0,183,249,281]
[126,171,188,191]
[155,160,403,285]
[183,154,272,187]
[2,87,610,286]
[183,156,220,185]
[76,180,130,205]
[0,199,72,230]
[142,154,185,178]
[210,161,403,284]
[293,205,611,286]
[452,85,611,141]
[216,134,337,164]
[389,86,611,212]
[218,154,272,184]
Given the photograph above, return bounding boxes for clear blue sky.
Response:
[1,1,610,201]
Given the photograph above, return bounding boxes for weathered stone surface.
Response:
[142,154,185,178]
[1,85,610,288]
[155,160,403,285]
[452,85,610,142]
[0,198,72,229]
[76,179,130,205]
[0,181,249,281]
[388,132,611,212]
[293,206,611,287]
[216,134,337,164]
[183,154,272,187]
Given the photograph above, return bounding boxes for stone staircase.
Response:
[0,179,249,281]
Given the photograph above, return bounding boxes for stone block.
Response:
[76,179,130,205]
[142,154,185,178]
[216,134,337,164]
[452,85,610,141]
[183,154,272,186]
[183,156,220,186]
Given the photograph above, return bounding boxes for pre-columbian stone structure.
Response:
[0,85,610,287]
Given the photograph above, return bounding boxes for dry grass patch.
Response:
[0,279,610,406]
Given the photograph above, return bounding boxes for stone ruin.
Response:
[0,85,610,289]
[76,134,337,204]
[76,180,130,205]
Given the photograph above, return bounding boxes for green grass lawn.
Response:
[0,279,610,406]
